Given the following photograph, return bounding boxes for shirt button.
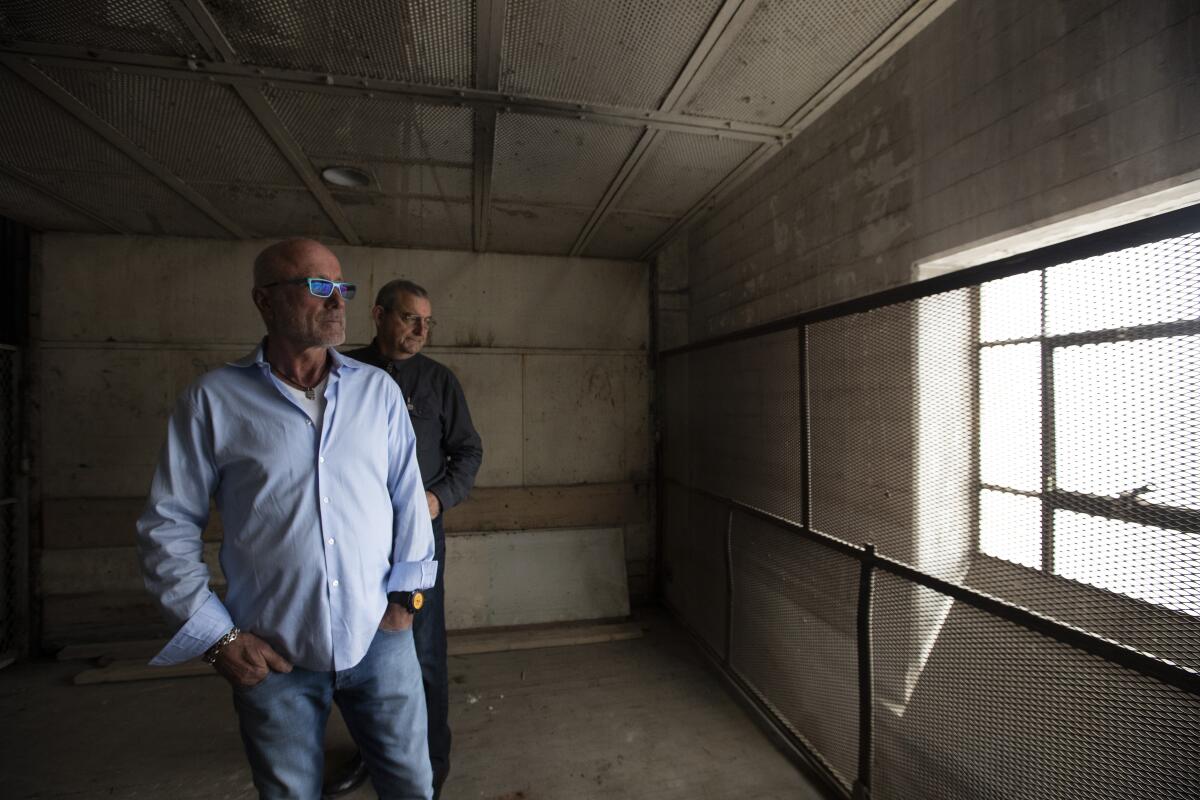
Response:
[331,580,339,588]
[319,456,325,463]
[327,538,334,546]
[322,496,330,504]
[306,419,313,426]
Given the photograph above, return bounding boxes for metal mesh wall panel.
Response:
[583,211,674,260]
[501,0,723,108]
[619,133,758,217]
[206,0,474,86]
[686,329,804,523]
[41,67,302,186]
[30,171,228,238]
[193,184,338,239]
[336,163,473,201]
[264,89,474,165]
[681,0,913,125]
[872,571,1200,800]
[808,289,976,582]
[0,0,200,56]
[492,113,641,207]
[0,72,135,175]
[335,193,471,250]
[0,173,109,233]
[0,350,13,502]
[486,203,588,255]
[0,501,14,658]
[729,513,859,791]
[662,482,728,658]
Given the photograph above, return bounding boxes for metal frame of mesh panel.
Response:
[656,203,1200,800]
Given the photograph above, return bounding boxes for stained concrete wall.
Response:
[657,2,1200,797]
[34,234,651,644]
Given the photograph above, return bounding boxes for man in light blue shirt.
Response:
[137,238,437,799]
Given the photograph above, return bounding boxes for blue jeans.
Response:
[232,627,432,800]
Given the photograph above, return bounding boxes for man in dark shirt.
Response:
[326,279,483,800]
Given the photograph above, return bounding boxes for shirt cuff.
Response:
[149,594,235,666]
[387,560,439,593]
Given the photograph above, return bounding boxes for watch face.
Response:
[412,591,424,610]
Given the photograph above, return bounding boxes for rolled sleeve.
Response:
[386,385,437,592]
[149,593,234,665]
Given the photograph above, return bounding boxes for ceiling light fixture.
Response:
[320,166,372,188]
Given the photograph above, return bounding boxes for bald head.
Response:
[254,238,337,287]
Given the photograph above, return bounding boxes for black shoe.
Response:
[322,751,368,798]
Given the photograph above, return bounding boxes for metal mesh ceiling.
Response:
[337,192,471,250]
[193,184,337,239]
[618,132,759,216]
[0,171,109,233]
[682,0,915,125]
[264,88,474,165]
[0,0,200,56]
[583,211,675,260]
[204,0,474,86]
[486,203,589,255]
[30,170,227,237]
[501,0,724,108]
[492,113,641,207]
[40,65,302,186]
[0,68,135,175]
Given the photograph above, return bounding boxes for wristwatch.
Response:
[388,590,424,613]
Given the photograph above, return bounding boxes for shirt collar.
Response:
[228,338,361,373]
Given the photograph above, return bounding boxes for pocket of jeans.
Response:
[234,670,275,694]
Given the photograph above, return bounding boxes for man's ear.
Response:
[252,287,271,317]
[371,304,384,328]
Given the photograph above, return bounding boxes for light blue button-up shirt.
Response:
[136,344,437,671]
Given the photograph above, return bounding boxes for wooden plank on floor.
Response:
[69,620,644,685]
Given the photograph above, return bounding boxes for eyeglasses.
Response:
[259,277,357,300]
[395,311,437,329]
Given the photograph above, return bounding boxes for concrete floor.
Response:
[1,612,825,799]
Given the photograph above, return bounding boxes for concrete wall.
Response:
[34,234,652,644]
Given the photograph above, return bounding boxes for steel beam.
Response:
[473,0,504,251]
[173,0,361,245]
[0,56,251,238]
[0,163,129,234]
[0,43,785,145]
[569,0,763,257]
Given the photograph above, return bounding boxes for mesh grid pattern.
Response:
[583,211,674,260]
[193,184,338,239]
[0,502,14,657]
[808,289,976,582]
[0,350,13,501]
[501,0,723,108]
[29,171,228,238]
[334,192,471,250]
[0,172,110,233]
[41,67,302,186]
[685,329,804,523]
[486,202,588,255]
[492,113,641,207]
[0,72,136,175]
[872,571,1200,800]
[662,482,728,657]
[0,0,201,56]
[681,0,913,125]
[205,0,474,86]
[729,513,858,791]
[618,133,758,216]
[660,220,1200,797]
[264,89,474,165]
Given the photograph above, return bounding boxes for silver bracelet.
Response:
[202,627,241,665]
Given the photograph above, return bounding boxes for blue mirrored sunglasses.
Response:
[260,277,356,299]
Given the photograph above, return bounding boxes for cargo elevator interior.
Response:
[1,1,1199,799]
